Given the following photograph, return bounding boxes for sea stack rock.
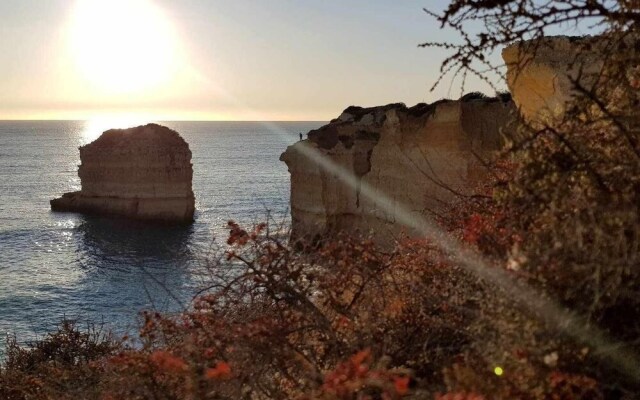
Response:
[51,123,195,223]
[281,96,516,243]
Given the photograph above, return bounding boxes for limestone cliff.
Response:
[502,36,605,124]
[281,97,515,242]
[51,124,195,223]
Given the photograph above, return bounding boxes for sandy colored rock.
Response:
[51,123,195,223]
[502,36,605,124]
[281,97,516,243]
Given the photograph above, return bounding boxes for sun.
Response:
[68,0,179,95]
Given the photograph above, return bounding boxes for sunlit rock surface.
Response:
[51,124,195,223]
[281,97,515,242]
[502,36,605,124]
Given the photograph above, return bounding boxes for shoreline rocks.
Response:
[51,124,195,224]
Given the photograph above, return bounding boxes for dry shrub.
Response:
[0,320,119,400]
[93,221,483,399]
[1,209,621,399]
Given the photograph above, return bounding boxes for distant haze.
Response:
[0,0,499,121]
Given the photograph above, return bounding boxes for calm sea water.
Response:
[0,120,323,355]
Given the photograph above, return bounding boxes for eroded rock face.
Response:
[51,124,195,223]
[281,98,516,242]
[502,36,605,124]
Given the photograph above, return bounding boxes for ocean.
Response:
[0,120,324,356]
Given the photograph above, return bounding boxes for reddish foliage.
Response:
[204,362,232,380]
[317,349,411,399]
[149,351,188,374]
[393,376,410,395]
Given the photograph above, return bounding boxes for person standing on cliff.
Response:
[299,132,303,141]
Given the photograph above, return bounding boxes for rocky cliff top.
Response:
[502,35,603,66]
[308,95,512,150]
[333,94,511,124]
[82,123,189,153]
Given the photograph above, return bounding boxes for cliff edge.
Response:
[281,96,516,242]
[51,123,195,223]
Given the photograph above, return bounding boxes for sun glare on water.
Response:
[68,0,179,95]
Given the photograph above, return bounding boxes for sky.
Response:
[0,0,501,121]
